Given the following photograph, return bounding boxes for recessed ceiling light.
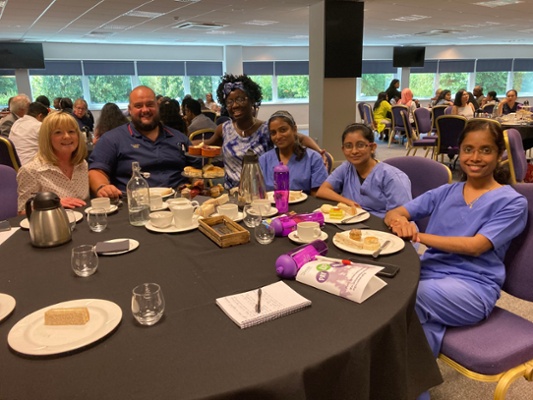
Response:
[391,15,431,22]
[124,10,165,18]
[205,30,235,35]
[475,0,523,8]
[244,20,278,26]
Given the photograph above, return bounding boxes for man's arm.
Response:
[89,169,122,199]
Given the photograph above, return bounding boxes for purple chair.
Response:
[0,164,18,220]
[413,107,433,138]
[431,105,448,131]
[439,183,533,400]
[444,106,453,115]
[388,105,408,147]
[401,109,437,158]
[357,102,368,124]
[434,115,467,168]
[502,128,527,184]
[382,156,451,233]
[482,103,495,114]
[0,136,21,171]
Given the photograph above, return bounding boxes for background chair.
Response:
[389,105,408,147]
[414,107,434,138]
[444,106,453,115]
[0,165,18,220]
[434,115,467,168]
[361,103,376,131]
[323,151,334,174]
[502,128,528,184]
[189,128,215,144]
[201,110,217,122]
[382,156,451,233]
[482,103,495,114]
[439,183,533,400]
[431,105,448,131]
[0,136,22,171]
[357,102,368,124]
[401,109,437,158]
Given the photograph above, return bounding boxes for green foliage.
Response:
[475,72,508,96]
[410,73,435,99]
[439,73,469,94]
[189,76,219,100]
[30,76,84,102]
[88,76,132,104]
[0,77,18,107]
[278,75,309,99]
[139,76,185,99]
[248,75,273,102]
[360,74,393,98]
[513,72,533,94]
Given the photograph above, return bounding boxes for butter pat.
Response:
[44,307,90,325]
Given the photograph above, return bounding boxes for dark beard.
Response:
[132,115,161,132]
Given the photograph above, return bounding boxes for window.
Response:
[0,70,17,107]
[513,59,533,96]
[475,72,508,96]
[275,62,309,101]
[359,61,397,100]
[29,61,83,103]
[409,61,438,101]
[186,62,223,101]
[247,75,273,102]
[137,61,185,100]
[84,61,135,104]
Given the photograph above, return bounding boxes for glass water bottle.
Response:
[127,162,151,226]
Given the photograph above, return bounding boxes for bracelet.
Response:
[95,184,108,194]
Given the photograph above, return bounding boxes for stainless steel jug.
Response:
[25,192,72,247]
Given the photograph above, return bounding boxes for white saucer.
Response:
[211,212,244,222]
[261,207,279,218]
[145,217,200,233]
[85,205,118,215]
[99,238,140,256]
[150,202,169,211]
[288,230,328,244]
[20,210,83,230]
[150,187,175,198]
[267,191,308,204]
[0,293,16,322]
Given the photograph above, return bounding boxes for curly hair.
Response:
[216,74,263,108]
[94,103,129,140]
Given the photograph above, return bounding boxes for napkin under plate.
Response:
[95,240,130,254]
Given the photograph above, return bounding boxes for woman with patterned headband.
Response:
[204,74,325,189]
[259,110,328,195]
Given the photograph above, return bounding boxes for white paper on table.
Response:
[0,227,20,246]
[296,260,387,303]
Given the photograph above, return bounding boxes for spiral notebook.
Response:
[216,281,311,329]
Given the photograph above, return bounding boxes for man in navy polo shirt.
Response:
[88,85,199,199]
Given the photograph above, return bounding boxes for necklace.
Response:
[234,118,256,136]
[466,184,498,208]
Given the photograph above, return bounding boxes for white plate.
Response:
[261,207,279,218]
[315,208,370,224]
[288,230,328,244]
[145,217,200,233]
[0,293,16,322]
[333,229,405,256]
[20,211,84,230]
[99,238,140,256]
[149,187,175,198]
[267,191,308,205]
[211,212,244,222]
[8,299,122,356]
[150,201,169,211]
[85,205,118,215]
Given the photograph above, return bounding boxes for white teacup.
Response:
[252,199,271,215]
[170,203,199,228]
[91,197,111,211]
[149,194,163,210]
[217,203,239,220]
[149,211,174,228]
[297,221,321,242]
[167,198,200,208]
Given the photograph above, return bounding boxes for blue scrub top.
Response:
[259,148,328,193]
[325,161,412,218]
[89,123,199,192]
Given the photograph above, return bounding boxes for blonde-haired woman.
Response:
[17,112,89,213]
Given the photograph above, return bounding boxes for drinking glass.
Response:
[243,205,262,228]
[65,209,76,232]
[131,283,165,326]
[71,245,99,277]
[254,219,276,245]
[87,208,107,232]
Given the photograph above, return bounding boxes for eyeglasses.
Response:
[461,146,496,155]
[343,142,370,151]
[225,96,248,108]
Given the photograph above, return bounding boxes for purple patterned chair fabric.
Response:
[439,183,533,398]
[0,164,18,220]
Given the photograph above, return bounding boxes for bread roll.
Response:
[334,233,363,249]
[363,236,380,251]
[337,202,355,216]
[320,204,333,213]
[44,307,90,325]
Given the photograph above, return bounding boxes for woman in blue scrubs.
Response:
[316,123,412,218]
[385,119,527,359]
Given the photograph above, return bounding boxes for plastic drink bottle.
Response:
[127,161,150,226]
[270,211,325,237]
[273,162,289,213]
[275,240,329,279]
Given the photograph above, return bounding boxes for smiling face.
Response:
[341,130,376,168]
[225,89,253,121]
[269,117,296,151]
[128,86,160,132]
[459,129,500,182]
[50,121,80,158]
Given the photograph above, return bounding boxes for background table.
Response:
[0,197,441,399]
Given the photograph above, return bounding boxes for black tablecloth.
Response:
[0,197,441,400]
[502,123,533,150]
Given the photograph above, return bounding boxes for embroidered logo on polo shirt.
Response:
[131,144,140,149]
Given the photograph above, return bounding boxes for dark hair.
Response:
[373,92,388,111]
[35,95,50,108]
[182,98,201,116]
[453,89,468,106]
[507,89,518,97]
[216,74,263,108]
[437,90,451,102]
[268,110,306,161]
[487,91,499,101]
[159,99,187,134]
[458,119,509,184]
[94,102,129,140]
[59,97,73,110]
[341,123,375,144]
[387,79,400,90]
[27,102,49,118]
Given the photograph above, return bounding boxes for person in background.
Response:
[259,110,327,195]
[203,74,325,189]
[53,97,62,110]
[385,79,401,105]
[35,95,51,111]
[373,92,392,141]
[384,120,527,389]
[481,91,499,107]
[9,102,49,165]
[182,98,217,134]
[59,97,73,113]
[93,102,129,143]
[159,99,188,136]
[316,123,412,218]
[396,88,419,124]
[430,88,442,107]
[451,89,475,119]
[0,94,31,138]
[205,93,221,112]
[473,85,485,106]
[72,98,94,132]
[467,92,479,110]
[497,89,522,115]
[434,90,453,106]
[17,112,89,212]
[88,85,199,198]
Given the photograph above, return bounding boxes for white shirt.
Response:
[9,115,42,165]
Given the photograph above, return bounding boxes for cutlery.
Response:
[372,240,391,258]
[338,210,367,224]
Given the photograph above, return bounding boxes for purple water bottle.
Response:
[270,212,325,236]
[275,240,328,279]
[273,162,289,214]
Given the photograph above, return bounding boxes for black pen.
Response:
[256,288,262,313]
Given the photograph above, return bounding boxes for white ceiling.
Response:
[0,0,532,47]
